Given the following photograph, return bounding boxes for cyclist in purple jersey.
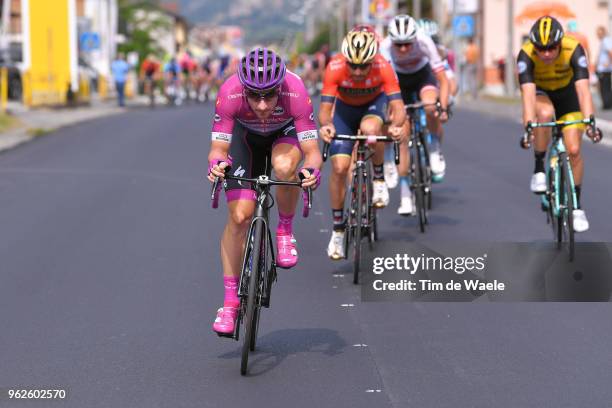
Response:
[207,48,322,335]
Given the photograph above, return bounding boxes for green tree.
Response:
[299,22,331,54]
[117,0,171,67]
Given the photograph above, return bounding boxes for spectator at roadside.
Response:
[462,37,479,99]
[111,53,130,107]
[596,26,612,110]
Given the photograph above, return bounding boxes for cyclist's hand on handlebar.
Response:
[586,125,603,143]
[388,124,405,142]
[438,109,449,123]
[319,124,336,144]
[207,160,229,182]
[519,121,535,149]
[299,167,321,190]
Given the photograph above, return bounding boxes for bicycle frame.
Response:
[210,172,311,374]
[542,129,578,218]
[405,98,437,232]
[522,117,593,261]
[322,134,398,284]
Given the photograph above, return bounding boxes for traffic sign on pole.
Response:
[452,15,475,38]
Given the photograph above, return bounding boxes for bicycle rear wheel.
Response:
[240,219,264,376]
[353,169,364,284]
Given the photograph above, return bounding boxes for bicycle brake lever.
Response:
[393,141,400,165]
[211,177,222,208]
[322,142,330,162]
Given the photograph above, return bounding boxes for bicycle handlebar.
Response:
[322,134,400,165]
[520,115,600,149]
[405,100,452,119]
[210,172,312,217]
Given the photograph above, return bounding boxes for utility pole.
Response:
[609,0,612,34]
[505,0,515,96]
[433,0,442,23]
[348,0,355,30]
[413,0,421,20]
[337,0,345,51]
[451,0,458,67]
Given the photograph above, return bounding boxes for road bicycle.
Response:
[404,99,444,233]
[323,135,398,284]
[211,170,312,375]
[520,116,601,261]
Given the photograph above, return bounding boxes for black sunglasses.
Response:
[245,88,279,100]
[393,42,414,49]
[347,62,371,70]
[534,44,560,52]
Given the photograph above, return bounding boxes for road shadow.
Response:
[218,328,347,376]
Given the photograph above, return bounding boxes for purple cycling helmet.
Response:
[238,48,286,92]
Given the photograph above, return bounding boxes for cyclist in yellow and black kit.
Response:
[517,16,602,232]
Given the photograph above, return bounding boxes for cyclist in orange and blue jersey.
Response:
[319,30,407,260]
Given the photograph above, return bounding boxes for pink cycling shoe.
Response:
[213,307,238,335]
[276,232,298,269]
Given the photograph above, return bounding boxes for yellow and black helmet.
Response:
[341,30,378,64]
[529,16,564,49]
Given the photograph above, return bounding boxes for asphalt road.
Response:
[1,102,611,408]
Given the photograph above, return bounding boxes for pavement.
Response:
[0,96,149,153]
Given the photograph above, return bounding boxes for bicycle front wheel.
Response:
[353,169,364,285]
[561,153,575,261]
[366,165,377,248]
[241,219,264,376]
[413,144,426,233]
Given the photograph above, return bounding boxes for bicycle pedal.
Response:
[216,332,235,339]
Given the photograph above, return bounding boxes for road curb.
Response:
[0,105,134,154]
[0,127,34,153]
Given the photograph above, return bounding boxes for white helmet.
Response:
[388,14,418,43]
[417,19,439,37]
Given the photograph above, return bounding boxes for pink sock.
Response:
[223,276,240,308]
[277,211,294,235]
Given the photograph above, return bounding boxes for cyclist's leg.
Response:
[446,69,457,97]
[397,122,413,214]
[222,199,256,281]
[529,92,555,193]
[556,88,589,231]
[396,77,420,210]
[271,125,303,268]
[421,87,440,142]
[560,119,584,189]
[550,87,585,189]
[327,101,359,258]
[534,93,555,150]
[360,93,389,207]
[215,125,259,334]
[418,66,447,180]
